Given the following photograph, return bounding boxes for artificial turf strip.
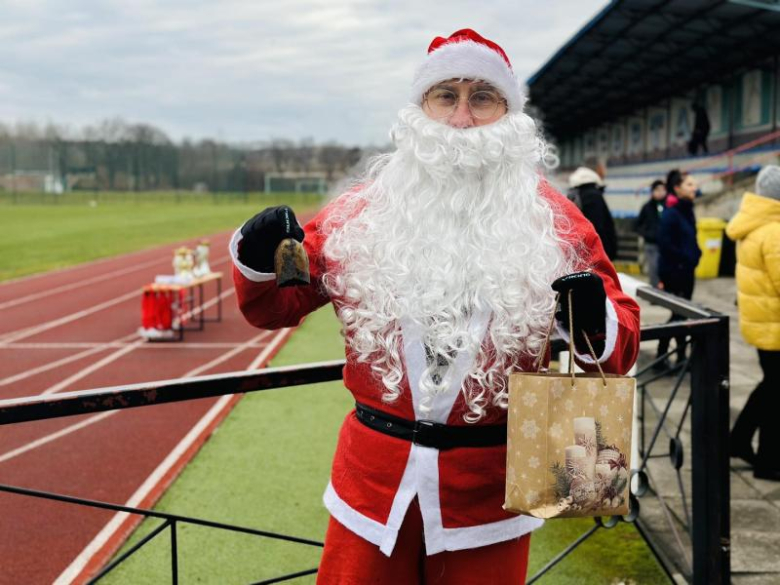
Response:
[102,307,670,584]
[101,306,351,584]
[0,193,322,282]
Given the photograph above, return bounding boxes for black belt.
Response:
[354,402,506,451]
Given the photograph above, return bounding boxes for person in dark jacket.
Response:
[568,166,618,260]
[634,179,667,288]
[688,102,710,156]
[664,169,682,207]
[655,172,702,370]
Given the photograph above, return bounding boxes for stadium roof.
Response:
[527,0,780,140]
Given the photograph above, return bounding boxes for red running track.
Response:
[0,230,295,584]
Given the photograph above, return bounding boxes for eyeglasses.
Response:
[424,87,506,120]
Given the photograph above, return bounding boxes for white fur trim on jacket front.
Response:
[323,310,544,557]
[323,445,544,557]
[410,40,525,112]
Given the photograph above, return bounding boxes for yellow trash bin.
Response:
[695,217,727,279]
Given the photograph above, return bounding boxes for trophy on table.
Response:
[193,240,211,277]
[173,247,195,281]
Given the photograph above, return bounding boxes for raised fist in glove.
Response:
[238,205,304,273]
[551,271,607,351]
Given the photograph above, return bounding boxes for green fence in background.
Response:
[0,190,326,206]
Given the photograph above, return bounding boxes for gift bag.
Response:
[504,290,635,519]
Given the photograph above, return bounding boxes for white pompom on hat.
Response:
[756,165,780,200]
[410,29,525,112]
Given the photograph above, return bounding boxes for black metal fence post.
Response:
[690,317,731,584]
[171,520,179,585]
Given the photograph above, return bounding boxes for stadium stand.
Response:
[529,0,780,219]
[528,0,780,272]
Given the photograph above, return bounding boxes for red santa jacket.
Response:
[230,183,641,556]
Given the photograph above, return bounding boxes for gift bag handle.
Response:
[536,290,607,386]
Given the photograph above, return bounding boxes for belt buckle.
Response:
[413,419,437,448]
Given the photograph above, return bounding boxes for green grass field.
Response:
[2,194,669,583]
[0,192,323,282]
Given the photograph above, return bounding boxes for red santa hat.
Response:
[411,29,525,112]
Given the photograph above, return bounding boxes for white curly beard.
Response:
[322,105,577,422]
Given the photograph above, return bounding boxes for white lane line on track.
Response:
[52,395,234,585]
[0,411,117,464]
[0,234,231,288]
[0,246,168,288]
[0,290,140,345]
[0,330,274,466]
[0,342,269,350]
[183,329,274,377]
[0,276,233,347]
[0,288,235,391]
[248,327,292,369]
[0,333,139,388]
[0,255,175,312]
[41,341,147,396]
[0,255,230,344]
[0,251,223,311]
[177,278,232,323]
[51,328,284,585]
[0,288,235,389]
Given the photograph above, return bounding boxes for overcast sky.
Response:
[1,0,607,146]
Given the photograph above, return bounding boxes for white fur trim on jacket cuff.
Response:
[556,298,619,364]
[410,41,525,112]
[229,227,275,283]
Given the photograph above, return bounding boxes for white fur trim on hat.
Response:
[410,40,525,112]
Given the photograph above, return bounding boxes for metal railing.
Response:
[527,282,730,584]
[674,129,780,197]
[631,284,730,584]
[0,362,345,584]
[0,483,323,585]
[682,128,780,184]
[0,285,729,584]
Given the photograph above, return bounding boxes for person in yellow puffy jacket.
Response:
[726,165,780,481]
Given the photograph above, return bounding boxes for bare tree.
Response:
[0,116,371,194]
[293,137,316,173]
[269,138,295,173]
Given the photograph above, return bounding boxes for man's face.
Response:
[651,185,666,200]
[422,80,507,128]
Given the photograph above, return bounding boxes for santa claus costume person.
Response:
[231,29,640,585]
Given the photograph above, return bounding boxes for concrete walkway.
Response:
[631,275,778,584]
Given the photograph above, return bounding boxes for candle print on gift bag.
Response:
[503,291,635,519]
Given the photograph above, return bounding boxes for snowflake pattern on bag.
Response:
[520,418,540,439]
[505,373,635,518]
[521,391,538,407]
[614,381,632,401]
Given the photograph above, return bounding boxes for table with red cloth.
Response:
[139,272,223,341]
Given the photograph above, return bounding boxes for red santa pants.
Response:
[316,498,531,584]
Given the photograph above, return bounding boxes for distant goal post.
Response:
[264,173,327,195]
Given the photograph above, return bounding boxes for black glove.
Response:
[238,205,305,273]
[551,272,607,352]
